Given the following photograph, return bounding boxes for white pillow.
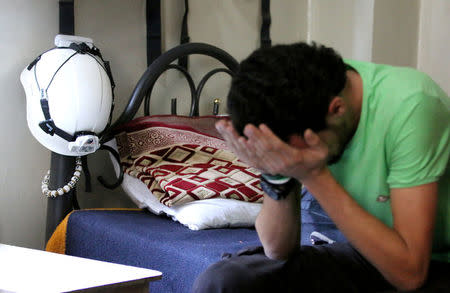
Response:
[106,140,261,230]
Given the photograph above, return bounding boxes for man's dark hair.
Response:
[227,42,348,141]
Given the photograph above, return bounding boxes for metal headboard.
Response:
[102,42,238,142]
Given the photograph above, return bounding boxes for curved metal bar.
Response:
[143,63,196,116]
[101,43,239,143]
[195,68,233,116]
[97,144,124,189]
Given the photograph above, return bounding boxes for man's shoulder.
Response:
[346,59,443,97]
[348,60,447,112]
[375,65,436,93]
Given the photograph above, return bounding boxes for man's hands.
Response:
[215,120,329,181]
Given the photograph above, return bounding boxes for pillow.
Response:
[106,115,262,230]
[116,168,262,230]
[115,116,264,207]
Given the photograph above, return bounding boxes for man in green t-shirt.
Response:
[192,42,449,292]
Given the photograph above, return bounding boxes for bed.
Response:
[46,42,347,293]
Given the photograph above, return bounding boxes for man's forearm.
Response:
[301,168,434,291]
[255,184,301,260]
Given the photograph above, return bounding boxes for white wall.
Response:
[372,0,420,67]
[0,0,57,249]
[308,0,421,68]
[308,0,375,61]
[0,0,448,250]
[417,0,450,94]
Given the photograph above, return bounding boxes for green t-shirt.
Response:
[329,59,450,262]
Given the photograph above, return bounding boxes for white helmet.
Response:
[21,34,115,156]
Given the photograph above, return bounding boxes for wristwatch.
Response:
[260,174,297,200]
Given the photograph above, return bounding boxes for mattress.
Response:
[47,192,347,293]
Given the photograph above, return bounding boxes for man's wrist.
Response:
[260,174,297,200]
[300,167,331,188]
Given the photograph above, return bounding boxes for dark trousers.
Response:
[192,243,393,293]
[192,243,450,293]
[192,192,450,292]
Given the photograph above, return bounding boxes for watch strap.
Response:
[260,175,297,200]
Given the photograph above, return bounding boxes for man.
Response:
[192,42,449,292]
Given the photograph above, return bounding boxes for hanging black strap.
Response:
[81,156,92,192]
[178,0,190,70]
[146,0,189,68]
[97,145,124,189]
[146,0,162,67]
[260,0,271,48]
[59,0,75,35]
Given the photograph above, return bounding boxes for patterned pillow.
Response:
[116,115,264,207]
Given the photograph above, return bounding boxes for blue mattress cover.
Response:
[66,192,346,293]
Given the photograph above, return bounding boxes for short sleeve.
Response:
[386,94,450,188]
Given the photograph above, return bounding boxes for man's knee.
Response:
[192,258,257,293]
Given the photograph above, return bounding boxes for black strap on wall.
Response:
[145,0,270,67]
[178,0,190,69]
[146,0,162,67]
[59,0,75,35]
[260,0,271,48]
[146,0,189,69]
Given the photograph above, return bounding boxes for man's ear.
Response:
[327,97,347,125]
[328,96,346,116]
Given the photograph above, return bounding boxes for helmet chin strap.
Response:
[38,89,76,141]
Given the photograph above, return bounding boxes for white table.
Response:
[0,244,162,293]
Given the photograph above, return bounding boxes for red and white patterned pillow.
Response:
[115,116,264,207]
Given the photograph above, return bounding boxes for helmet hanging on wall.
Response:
[20,34,115,156]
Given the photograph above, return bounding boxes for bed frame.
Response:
[45,42,239,242]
